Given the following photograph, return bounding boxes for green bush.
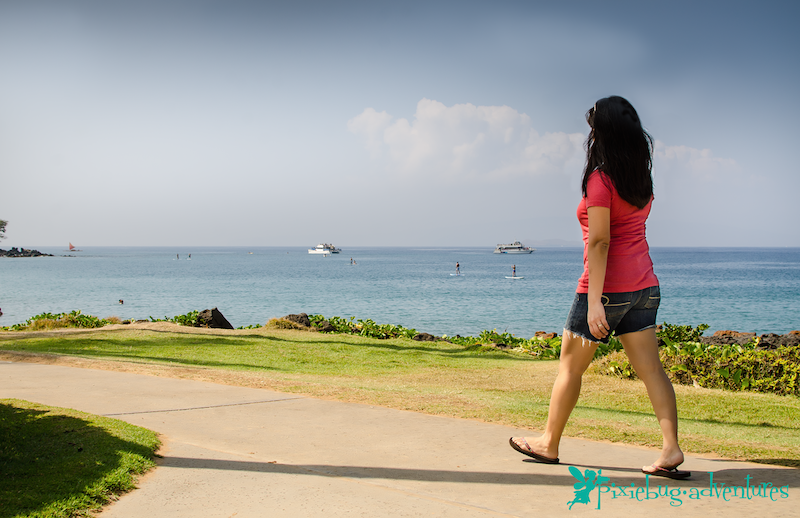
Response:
[265,318,307,330]
[658,322,710,343]
[309,315,418,340]
[594,323,799,397]
[3,310,111,331]
[237,324,263,330]
[525,335,563,359]
[661,346,799,396]
[149,310,201,327]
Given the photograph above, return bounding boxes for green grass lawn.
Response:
[0,399,160,518]
[2,326,799,467]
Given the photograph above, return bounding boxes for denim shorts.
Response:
[564,286,660,344]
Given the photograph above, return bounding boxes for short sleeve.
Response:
[585,170,613,209]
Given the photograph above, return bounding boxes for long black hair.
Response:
[582,96,654,209]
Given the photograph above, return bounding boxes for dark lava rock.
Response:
[412,332,436,342]
[315,320,335,332]
[757,333,800,350]
[693,329,800,349]
[0,247,53,257]
[700,330,757,346]
[197,307,234,329]
[282,313,311,328]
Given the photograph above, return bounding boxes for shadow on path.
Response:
[160,456,799,489]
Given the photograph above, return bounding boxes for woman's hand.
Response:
[587,298,610,340]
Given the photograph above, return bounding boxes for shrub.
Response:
[265,318,307,330]
[525,335,563,359]
[24,318,64,331]
[236,324,263,330]
[658,322,710,343]
[592,350,636,378]
[148,310,200,327]
[309,315,418,340]
[170,310,200,327]
[3,310,111,331]
[593,324,799,397]
[661,346,799,396]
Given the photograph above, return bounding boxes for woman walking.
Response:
[510,96,688,479]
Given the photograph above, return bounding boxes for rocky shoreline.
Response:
[114,309,800,347]
[0,247,53,258]
[3,306,798,348]
[279,312,800,348]
[698,329,800,349]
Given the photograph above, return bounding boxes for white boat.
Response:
[308,243,342,254]
[493,241,534,254]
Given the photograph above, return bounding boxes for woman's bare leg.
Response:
[619,328,684,470]
[516,331,599,459]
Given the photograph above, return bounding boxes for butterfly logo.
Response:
[568,466,610,510]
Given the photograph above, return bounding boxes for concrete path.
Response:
[1,360,797,517]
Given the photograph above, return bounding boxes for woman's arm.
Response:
[586,206,611,340]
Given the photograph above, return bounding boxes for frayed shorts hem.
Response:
[562,328,602,347]
[563,323,658,346]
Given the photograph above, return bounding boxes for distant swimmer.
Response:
[119,299,123,305]
[456,262,460,275]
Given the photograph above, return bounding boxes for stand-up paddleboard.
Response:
[505,276,524,279]
[450,273,464,276]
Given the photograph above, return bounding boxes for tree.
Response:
[0,220,6,239]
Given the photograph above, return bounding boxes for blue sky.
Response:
[1,0,798,247]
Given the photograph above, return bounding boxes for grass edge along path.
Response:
[1,324,799,469]
[0,398,160,518]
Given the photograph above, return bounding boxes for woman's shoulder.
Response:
[587,169,615,192]
[590,168,611,181]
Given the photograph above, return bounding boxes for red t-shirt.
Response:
[576,170,658,293]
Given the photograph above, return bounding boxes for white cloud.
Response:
[346,107,393,157]
[649,141,749,245]
[653,141,739,184]
[347,100,758,246]
[651,140,742,206]
[348,98,586,182]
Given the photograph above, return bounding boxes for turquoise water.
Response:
[1,247,798,336]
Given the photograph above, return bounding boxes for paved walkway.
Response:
[1,361,797,517]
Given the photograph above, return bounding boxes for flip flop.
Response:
[509,437,559,464]
[641,464,691,480]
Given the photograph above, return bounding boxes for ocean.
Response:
[1,246,799,337]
